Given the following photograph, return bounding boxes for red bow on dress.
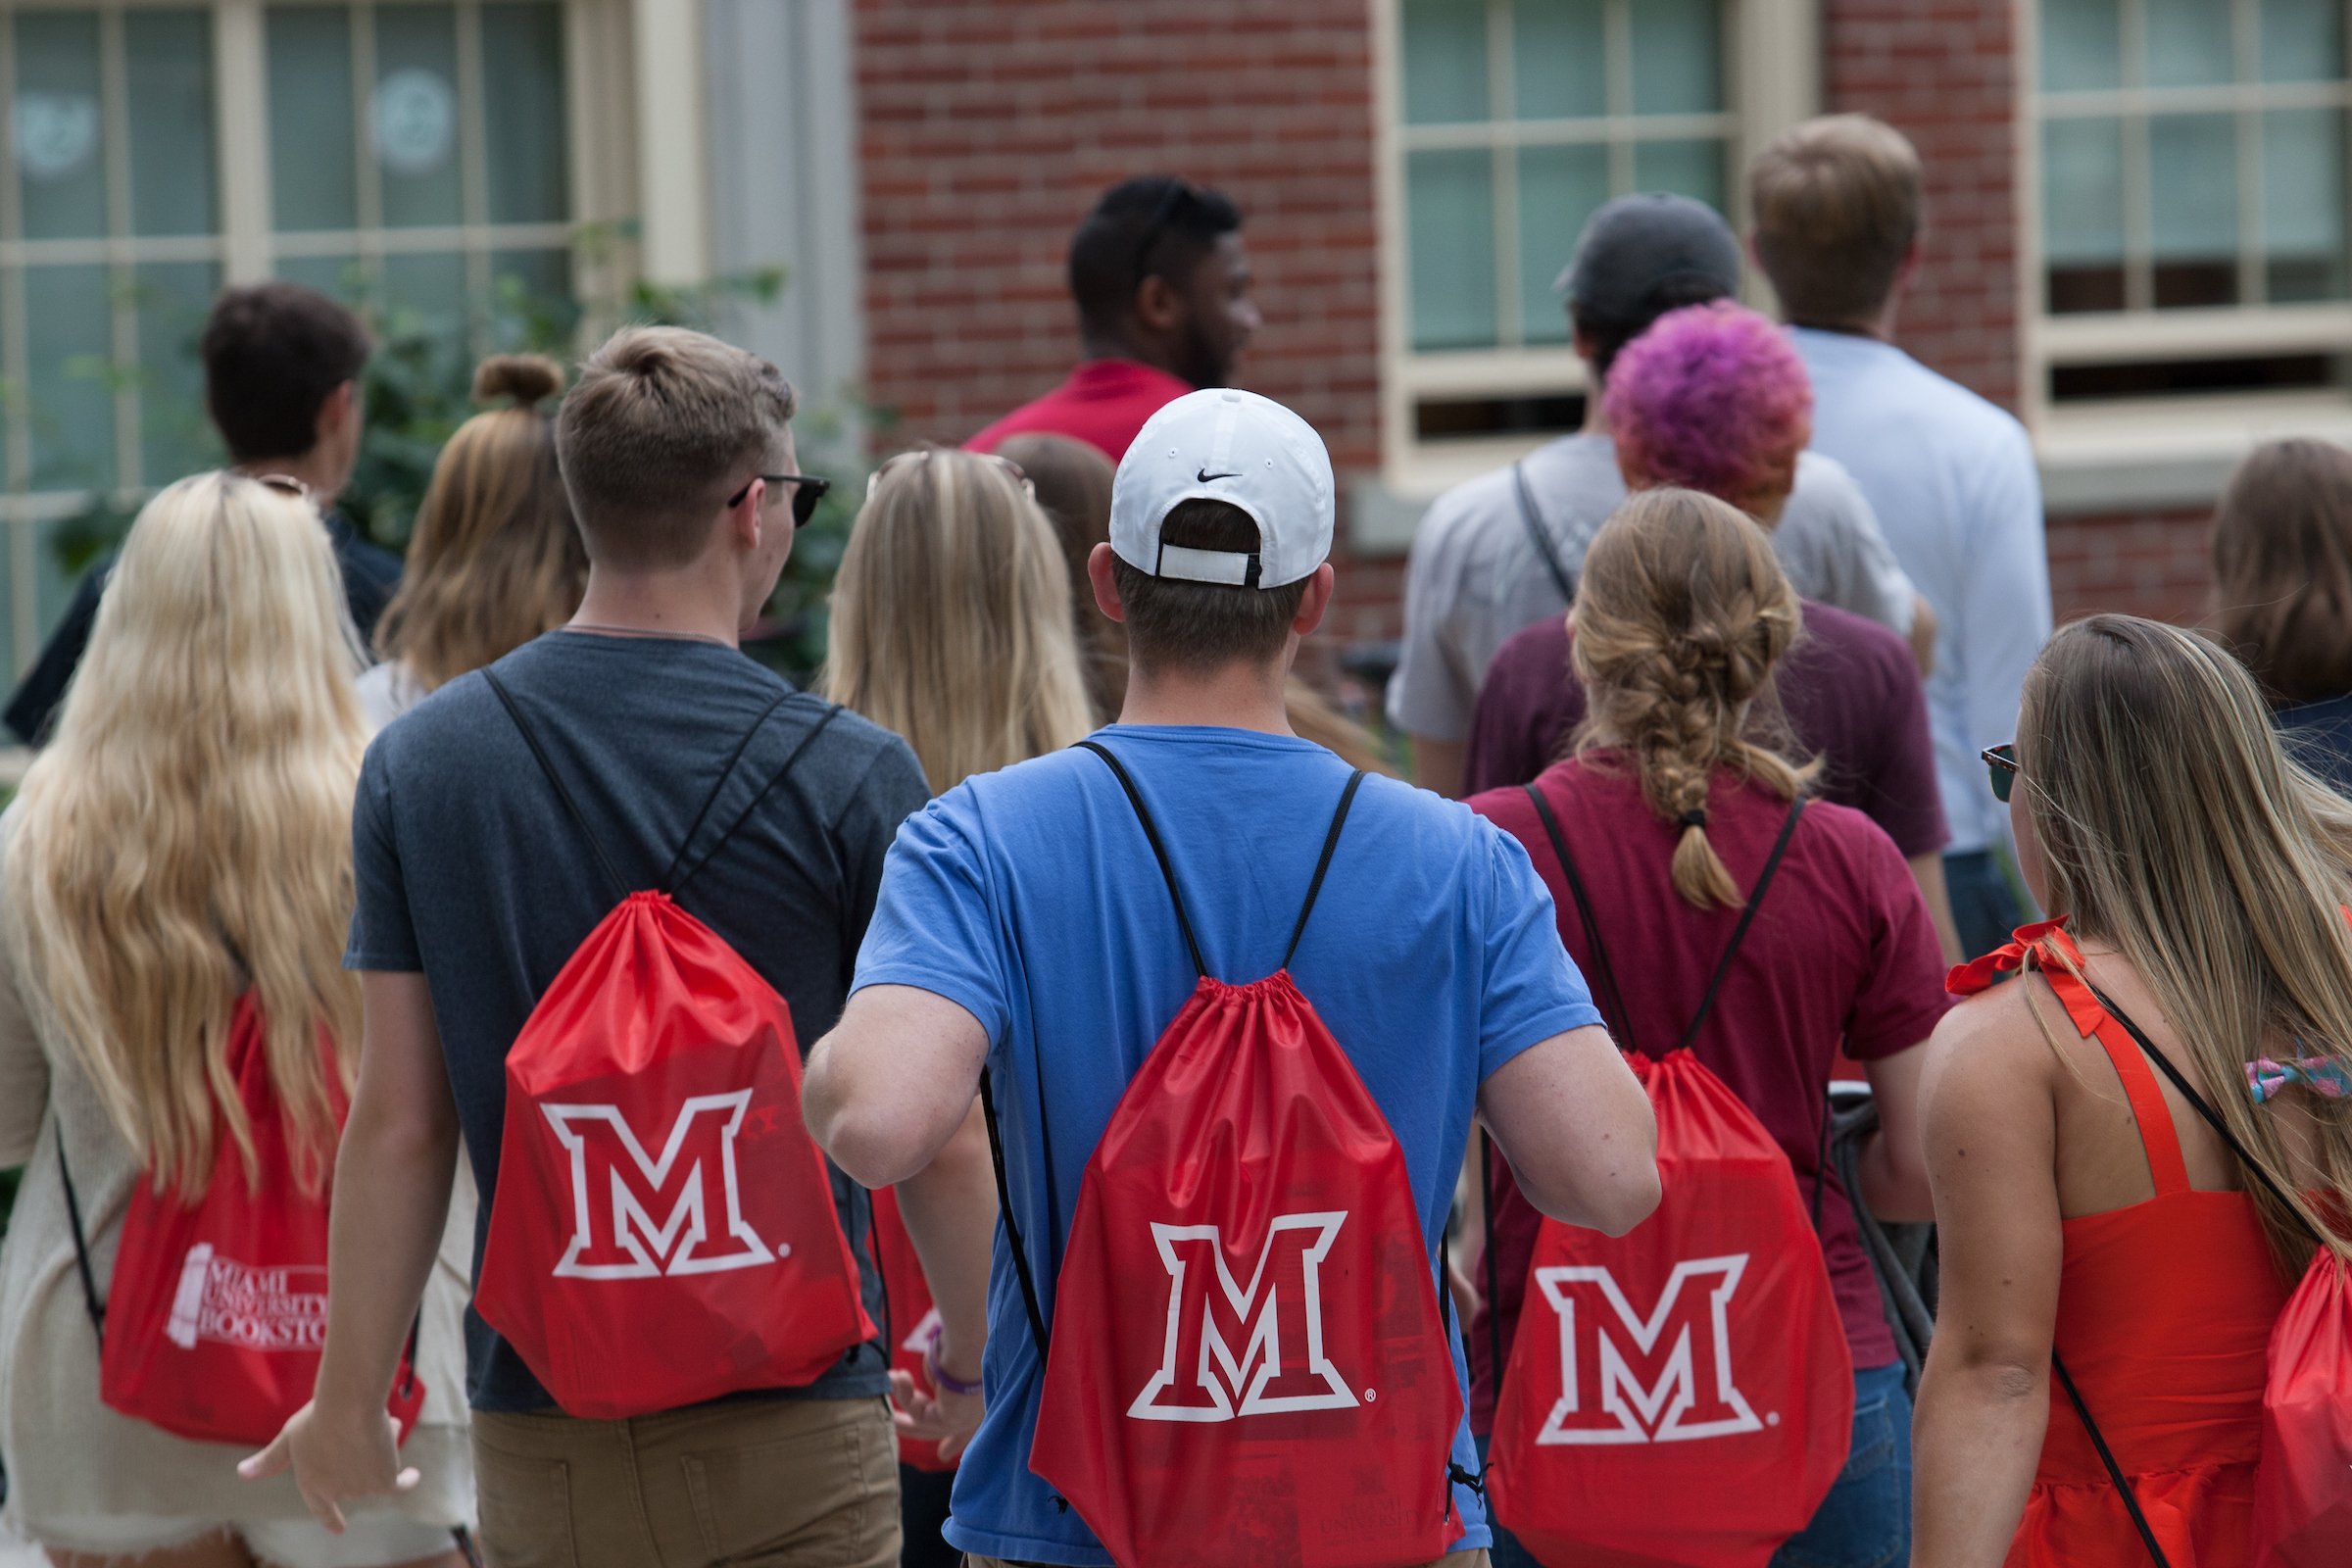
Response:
[1946,915,2073,997]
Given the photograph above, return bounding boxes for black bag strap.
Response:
[2086,986,2323,1245]
[1677,801,1806,1054]
[484,668,628,903]
[1479,1128,1506,1384]
[667,704,844,896]
[2051,1348,2172,1567]
[56,1123,105,1340]
[1283,769,1367,972]
[1522,783,1640,1053]
[1512,462,1577,608]
[976,1065,1067,1515]
[660,687,796,889]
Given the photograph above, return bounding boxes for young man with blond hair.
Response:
[1750,115,2052,960]
[245,326,991,1566]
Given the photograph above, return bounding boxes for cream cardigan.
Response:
[0,818,476,1529]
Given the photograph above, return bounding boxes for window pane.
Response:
[2042,0,2122,91]
[1401,0,1489,125]
[24,265,115,491]
[1634,139,1725,210]
[1512,0,1604,121]
[1631,0,1720,116]
[269,8,357,232]
[2263,0,2346,83]
[135,261,222,485]
[2151,113,2238,307]
[125,12,217,237]
[2146,0,2233,87]
[2265,108,2348,301]
[483,3,567,223]
[488,248,580,349]
[375,7,463,227]
[1407,149,1496,350]
[385,250,467,332]
[2044,118,2125,312]
[15,14,107,241]
[274,254,364,301]
[1517,144,1606,343]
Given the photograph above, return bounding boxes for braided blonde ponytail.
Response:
[1570,488,1813,909]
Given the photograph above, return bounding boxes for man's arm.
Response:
[1411,735,1466,800]
[241,971,461,1530]
[1477,1024,1658,1236]
[890,1100,995,1459]
[1856,1042,1935,1222]
[1960,430,2052,842]
[1906,851,1965,966]
[1908,595,1938,678]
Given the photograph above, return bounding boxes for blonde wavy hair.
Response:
[1571,488,1813,909]
[7,472,368,1198]
[2014,614,2352,1274]
[373,355,586,689]
[823,449,1095,793]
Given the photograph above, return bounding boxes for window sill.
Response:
[2037,389,2352,514]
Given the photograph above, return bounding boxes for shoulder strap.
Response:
[484,669,629,904]
[2086,984,2321,1240]
[1522,781,1640,1054]
[2061,990,2192,1200]
[55,1122,105,1341]
[659,687,795,889]
[667,702,844,896]
[1678,800,1806,1054]
[976,1065,1070,1516]
[1281,770,1367,971]
[1479,1128,1507,1384]
[1078,739,1205,978]
[2051,1348,2173,1567]
[1512,462,1577,607]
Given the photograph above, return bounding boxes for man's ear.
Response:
[728,477,766,553]
[1290,563,1336,638]
[1132,271,1187,336]
[318,379,360,443]
[1087,541,1126,623]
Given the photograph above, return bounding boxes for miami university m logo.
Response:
[1531,1254,1764,1445]
[544,1092,775,1280]
[1129,1211,1359,1423]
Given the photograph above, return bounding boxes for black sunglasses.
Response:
[1983,744,2019,804]
[1133,179,1198,287]
[726,472,831,526]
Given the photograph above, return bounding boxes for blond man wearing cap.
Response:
[806,388,1657,1568]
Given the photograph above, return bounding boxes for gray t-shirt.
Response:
[1387,434,1917,743]
[347,630,932,1412]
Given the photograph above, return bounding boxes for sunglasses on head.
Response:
[253,472,316,504]
[726,472,831,526]
[1983,744,2020,804]
[1133,179,1199,287]
[864,448,1035,502]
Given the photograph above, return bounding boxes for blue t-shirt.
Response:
[853,726,1601,1565]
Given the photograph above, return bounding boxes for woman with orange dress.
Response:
[1913,613,2352,1566]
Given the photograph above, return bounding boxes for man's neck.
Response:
[1078,332,1179,378]
[233,453,343,499]
[1791,302,1898,344]
[1116,656,1293,735]
[569,561,744,648]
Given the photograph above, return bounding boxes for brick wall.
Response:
[2046,508,2216,629]
[1822,1,2024,414]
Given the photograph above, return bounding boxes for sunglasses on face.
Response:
[726,472,831,526]
[864,448,1036,502]
[1984,743,2020,804]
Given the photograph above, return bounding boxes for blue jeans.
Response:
[1945,849,2026,964]
[1477,1361,1913,1568]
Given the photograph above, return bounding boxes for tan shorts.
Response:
[964,1552,1491,1568]
[471,1395,899,1568]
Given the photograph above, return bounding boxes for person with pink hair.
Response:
[1604,300,1816,519]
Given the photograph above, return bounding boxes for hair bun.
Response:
[473,353,563,408]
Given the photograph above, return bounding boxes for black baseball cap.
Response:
[1556,193,1742,320]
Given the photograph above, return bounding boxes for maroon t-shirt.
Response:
[1463,600,1950,858]
[965,358,1196,464]
[1461,760,1953,1431]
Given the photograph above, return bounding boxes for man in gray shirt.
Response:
[1389,194,1933,798]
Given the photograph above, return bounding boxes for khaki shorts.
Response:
[964,1552,1491,1568]
[471,1395,899,1568]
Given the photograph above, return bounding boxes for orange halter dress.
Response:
[1953,923,2292,1568]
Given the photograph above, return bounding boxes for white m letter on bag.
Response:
[1129,1211,1359,1422]
[1534,1254,1764,1445]
[545,1092,774,1279]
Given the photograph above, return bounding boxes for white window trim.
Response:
[2015,0,2352,511]
[1369,0,1818,530]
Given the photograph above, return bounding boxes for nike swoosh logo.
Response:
[1197,468,1241,482]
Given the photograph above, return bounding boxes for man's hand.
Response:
[239,1398,417,1532]
[890,1342,985,1462]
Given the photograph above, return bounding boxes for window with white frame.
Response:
[0,0,574,689]
[2033,0,2352,405]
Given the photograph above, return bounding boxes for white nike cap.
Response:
[1110,388,1335,589]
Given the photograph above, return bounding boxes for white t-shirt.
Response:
[356,660,429,732]
[1387,433,1917,743]
[1791,328,2051,856]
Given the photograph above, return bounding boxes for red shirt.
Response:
[1461,760,1952,1430]
[965,359,1196,464]
[1464,600,1949,858]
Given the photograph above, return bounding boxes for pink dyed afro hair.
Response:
[1602,300,1813,507]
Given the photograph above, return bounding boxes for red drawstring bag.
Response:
[1484,787,1852,1568]
[472,678,873,1419]
[872,1185,957,1472]
[1005,744,1468,1568]
[58,993,426,1448]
